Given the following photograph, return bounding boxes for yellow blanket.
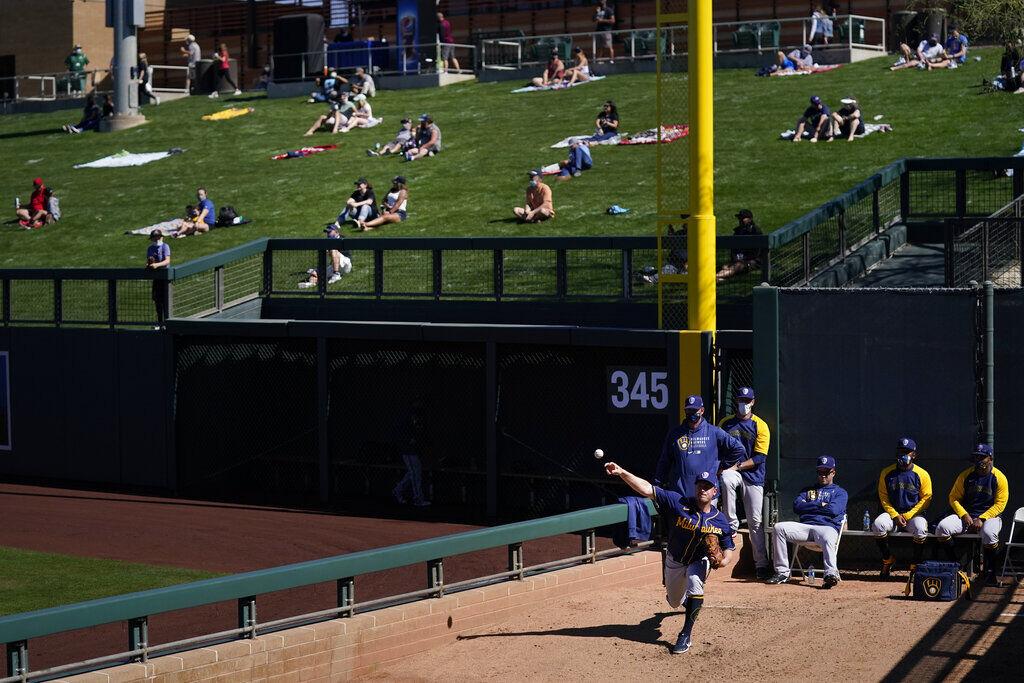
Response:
[201,107,254,121]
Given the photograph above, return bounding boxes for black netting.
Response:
[950,218,1023,288]
[174,337,318,504]
[908,170,956,216]
[718,346,753,415]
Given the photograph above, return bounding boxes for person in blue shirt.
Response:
[766,455,848,588]
[146,230,171,328]
[945,27,969,65]
[605,463,734,655]
[718,387,772,579]
[177,187,215,238]
[654,395,746,500]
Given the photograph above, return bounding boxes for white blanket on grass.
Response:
[74,148,183,169]
[512,75,606,94]
[780,122,892,140]
[126,218,183,236]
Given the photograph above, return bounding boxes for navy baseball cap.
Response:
[737,387,755,401]
[972,443,994,459]
[810,95,822,105]
[684,395,704,410]
[816,455,837,470]
[897,437,917,452]
[694,471,717,487]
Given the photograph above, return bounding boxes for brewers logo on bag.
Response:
[907,561,969,601]
[922,577,942,598]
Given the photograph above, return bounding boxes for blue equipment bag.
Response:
[907,561,970,601]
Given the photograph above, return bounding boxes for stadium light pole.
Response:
[101,0,147,132]
[687,0,715,333]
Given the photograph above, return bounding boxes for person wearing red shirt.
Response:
[209,43,241,98]
[16,178,47,229]
[437,12,460,72]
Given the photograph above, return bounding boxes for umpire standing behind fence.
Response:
[767,455,848,588]
[654,395,746,500]
[935,444,1009,584]
[718,387,771,579]
[146,230,170,329]
[605,463,734,655]
[872,437,932,578]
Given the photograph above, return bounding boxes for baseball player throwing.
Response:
[935,443,1009,584]
[605,462,734,655]
[872,437,932,577]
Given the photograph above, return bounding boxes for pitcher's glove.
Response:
[704,534,725,569]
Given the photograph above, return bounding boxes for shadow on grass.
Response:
[880,578,1023,681]
[488,217,522,224]
[0,128,60,141]
[456,611,677,651]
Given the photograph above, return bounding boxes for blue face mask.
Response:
[897,454,912,467]
[685,410,702,425]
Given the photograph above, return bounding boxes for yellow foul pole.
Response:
[687,0,715,332]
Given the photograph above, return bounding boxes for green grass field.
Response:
[0,47,1018,268]
[0,546,221,616]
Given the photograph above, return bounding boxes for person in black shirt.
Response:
[716,209,763,281]
[62,94,101,134]
[335,177,378,227]
[793,95,831,143]
[594,100,619,140]
[831,97,864,141]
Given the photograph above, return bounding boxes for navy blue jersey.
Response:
[793,482,848,531]
[654,419,746,499]
[655,486,735,564]
[717,414,770,486]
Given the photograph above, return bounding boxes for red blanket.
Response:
[271,145,338,160]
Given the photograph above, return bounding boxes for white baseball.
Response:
[593,448,604,460]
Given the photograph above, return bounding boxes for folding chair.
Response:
[1000,506,1024,577]
[790,516,847,577]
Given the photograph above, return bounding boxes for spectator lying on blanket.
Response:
[514,170,554,223]
[405,115,442,161]
[793,95,831,143]
[339,94,374,132]
[298,226,351,288]
[558,139,593,178]
[831,97,864,141]
[15,178,47,228]
[355,176,408,231]
[335,177,379,227]
[565,47,591,86]
[716,209,763,281]
[532,50,565,87]
[594,100,619,141]
[304,92,346,135]
[62,94,101,134]
[771,45,813,76]
[367,118,416,156]
[176,187,214,238]
[891,34,945,71]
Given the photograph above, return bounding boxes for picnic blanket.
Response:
[201,107,254,121]
[779,122,893,140]
[550,125,689,149]
[772,64,843,77]
[271,145,337,160]
[74,148,183,169]
[512,75,606,94]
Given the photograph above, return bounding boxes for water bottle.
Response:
[807,565,817,586]
[14,197,19,209]
[863,509,871,531]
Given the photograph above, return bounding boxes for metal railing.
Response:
[148,65,190,95]
[0,502,656,682]
[946,196,1024,288]
[712,14,886,56]
[270,41,477,82]
[0,69,111,103]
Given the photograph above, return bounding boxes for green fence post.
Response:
[373,250,384,298]
[900,169,910,220]
[337,577,354,616]
[128,616,148,662]
[485,341,498,521]
[107,279,117,329]
[261,248,273,296]
[53,279,62,327]
[493,250,504,302]
[555,249,567,299]
[317,336,329,505]
[985,280,994,448]
[237,597,256,639]
[427,559,444,598]
[432,249,442,301]
[752,285,780,494]
[1,280,9,326]
[5,641,27,682]
[955,169,967,218]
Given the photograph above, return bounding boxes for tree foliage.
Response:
[910,0,1024,42]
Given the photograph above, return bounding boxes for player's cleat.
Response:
[392,487,407,504]
[880,555,897,579]
[412,499,432,507]
[670,631,691,655]
[755,567,772,580]
[823,574,839,589]
[765,573,790,585]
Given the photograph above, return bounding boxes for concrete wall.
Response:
[61,550,662,682]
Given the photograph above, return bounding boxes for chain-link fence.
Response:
[0,274,162,327]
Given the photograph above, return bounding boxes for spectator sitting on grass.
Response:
[349,67,376,97]
[999,41,1022,89]
[61,94,101,133]
[513,169,554,223]
[304,92,346,135]
[532,49,565,87]
[891,34,944,71]
[176,187,214,238]
[770,45,813,76]
[558,139,593,178]
[308,71,346,103]
[15,178,47,229]
[298,225,351,288]
[945,27,969,67]
[334,177,378,227]
[355,176,408,231]
[102,94,115,118]
[716,209,763,281]
[793,95,831,143]
[831,97,864,141]
[367,117,416,156]
[405,114,442,161]
[593,100,619,141]
[253,64,271,91]
[564,47,591,86]
[338,93,376,132]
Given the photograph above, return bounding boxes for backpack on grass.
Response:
[216,205,238,227]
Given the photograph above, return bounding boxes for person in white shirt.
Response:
[891,34,945,71]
